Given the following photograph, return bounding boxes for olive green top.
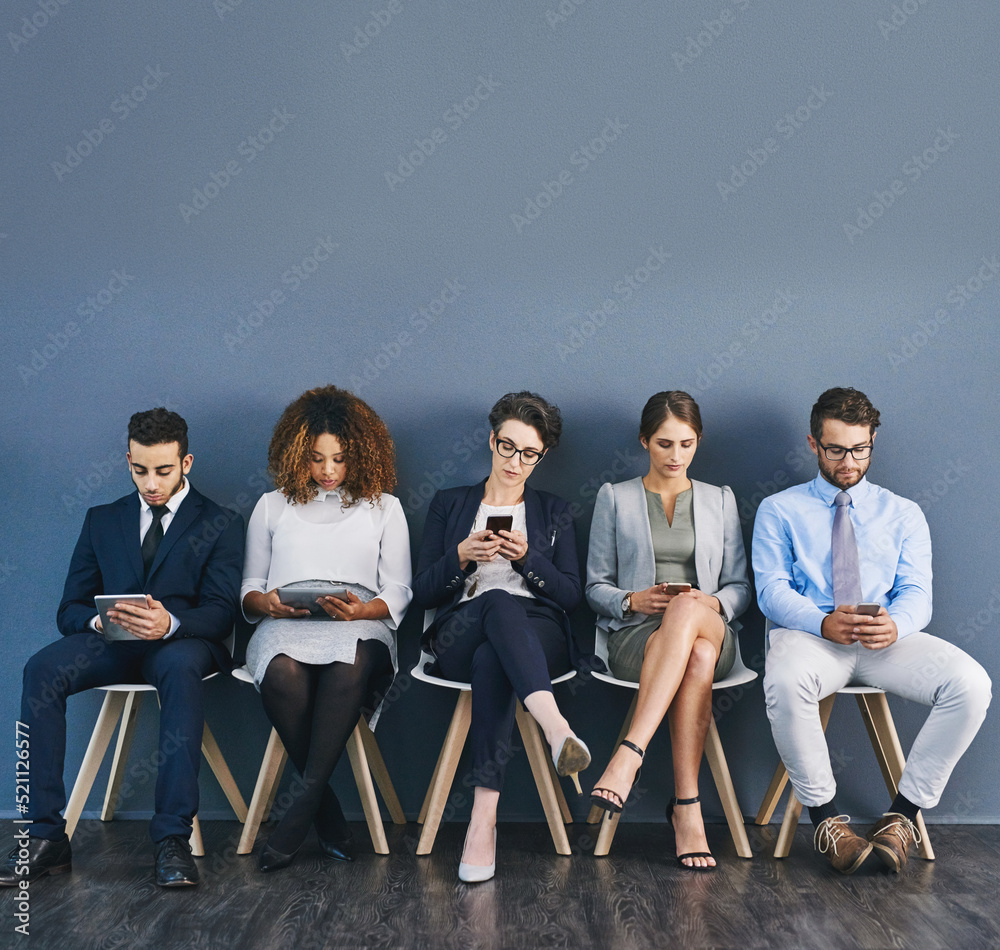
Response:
[644,487,698,587]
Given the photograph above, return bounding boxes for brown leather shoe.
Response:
[813,815,872,874]
[867,812,920,872]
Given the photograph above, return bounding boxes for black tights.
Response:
[258,639,392,854]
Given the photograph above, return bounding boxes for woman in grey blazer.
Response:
[586,391,751,870]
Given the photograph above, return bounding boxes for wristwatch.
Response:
[621,592,633,617]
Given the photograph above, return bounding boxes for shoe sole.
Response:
[838,841,874,875]
[871,841,904,873]
[556,738,591,776]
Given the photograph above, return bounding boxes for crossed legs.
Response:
[593,597,725,867]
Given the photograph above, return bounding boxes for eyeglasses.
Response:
[817,440,873,461]
[495,437,545,465]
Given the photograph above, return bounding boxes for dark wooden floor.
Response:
[5,820,999,950]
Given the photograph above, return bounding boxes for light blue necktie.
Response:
[832,491,862,607]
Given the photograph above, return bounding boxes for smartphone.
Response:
[663,583,692,596]
[855,602,881,616]
[485,515,513,535]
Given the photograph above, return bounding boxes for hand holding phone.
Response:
[663,583,692,596]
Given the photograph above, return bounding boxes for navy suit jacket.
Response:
[412,481,592,668]
[56,486,245,671]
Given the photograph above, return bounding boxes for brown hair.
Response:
[267,386,396,506]
[128,408,188,457]
[809,387,881,441]
[488,391,562,449]
[639,391,703,442]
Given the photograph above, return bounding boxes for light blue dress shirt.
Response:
[752,473,932,638]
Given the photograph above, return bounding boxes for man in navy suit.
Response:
[0,409,244,888]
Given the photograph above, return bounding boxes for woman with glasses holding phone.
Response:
[412,391,590,883]
[586,391,750,870]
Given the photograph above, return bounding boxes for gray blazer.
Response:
[585,476,751,635]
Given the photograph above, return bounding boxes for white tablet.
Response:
[94,594,149,640]
[277,586,349,617]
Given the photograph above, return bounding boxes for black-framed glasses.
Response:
[495,438,545,465]
[817,440,873,461]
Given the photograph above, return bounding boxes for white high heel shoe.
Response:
[458,826,497,883]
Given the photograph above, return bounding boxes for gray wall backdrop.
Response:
[2,2,997,828]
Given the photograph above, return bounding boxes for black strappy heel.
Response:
[667,796,716,871]
[589,739,645,815]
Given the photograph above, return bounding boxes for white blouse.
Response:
[458,502,532,603]
[240,488,413,628]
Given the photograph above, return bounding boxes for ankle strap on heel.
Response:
[620,739,645,760]
[671,796,700,806]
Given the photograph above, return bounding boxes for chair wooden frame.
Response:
[231,667,405,856]
[411,648,577,857]
[63,674,248,858]
[585,626,758,858]
[754,688,934,859]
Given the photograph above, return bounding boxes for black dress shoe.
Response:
[154,835,199,887]
[258,842,299,873]
[0,835,72,886]
[317,832,354,863]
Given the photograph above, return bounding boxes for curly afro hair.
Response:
[267,386,396,507]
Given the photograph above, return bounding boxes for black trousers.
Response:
[21,632,216,842]
[435,590,570,792]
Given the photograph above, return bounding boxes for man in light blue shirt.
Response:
[754,388,990,875]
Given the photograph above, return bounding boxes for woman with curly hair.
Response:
[412,391,590,883]
[241,386,412,872]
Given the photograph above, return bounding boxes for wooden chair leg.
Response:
[755,761,790,826]
[587,694,637,825]
[773,693,837,858]
[347,725,389,854]
[416,692,472,855]
[201,720,248,822]
[189,815,205,857]
[417,737,449,826]
[101,691,143,821]
[237,728,288,855]
[545,750,573,825]
[358,719,405,825]
[516,703,571,856]
[592,809,620,857]
[857,693,935,860]
[703,716,752,858]
[65,691,129,839]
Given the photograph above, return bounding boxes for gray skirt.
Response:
[608,611,737,684]
[245,580,397,727]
